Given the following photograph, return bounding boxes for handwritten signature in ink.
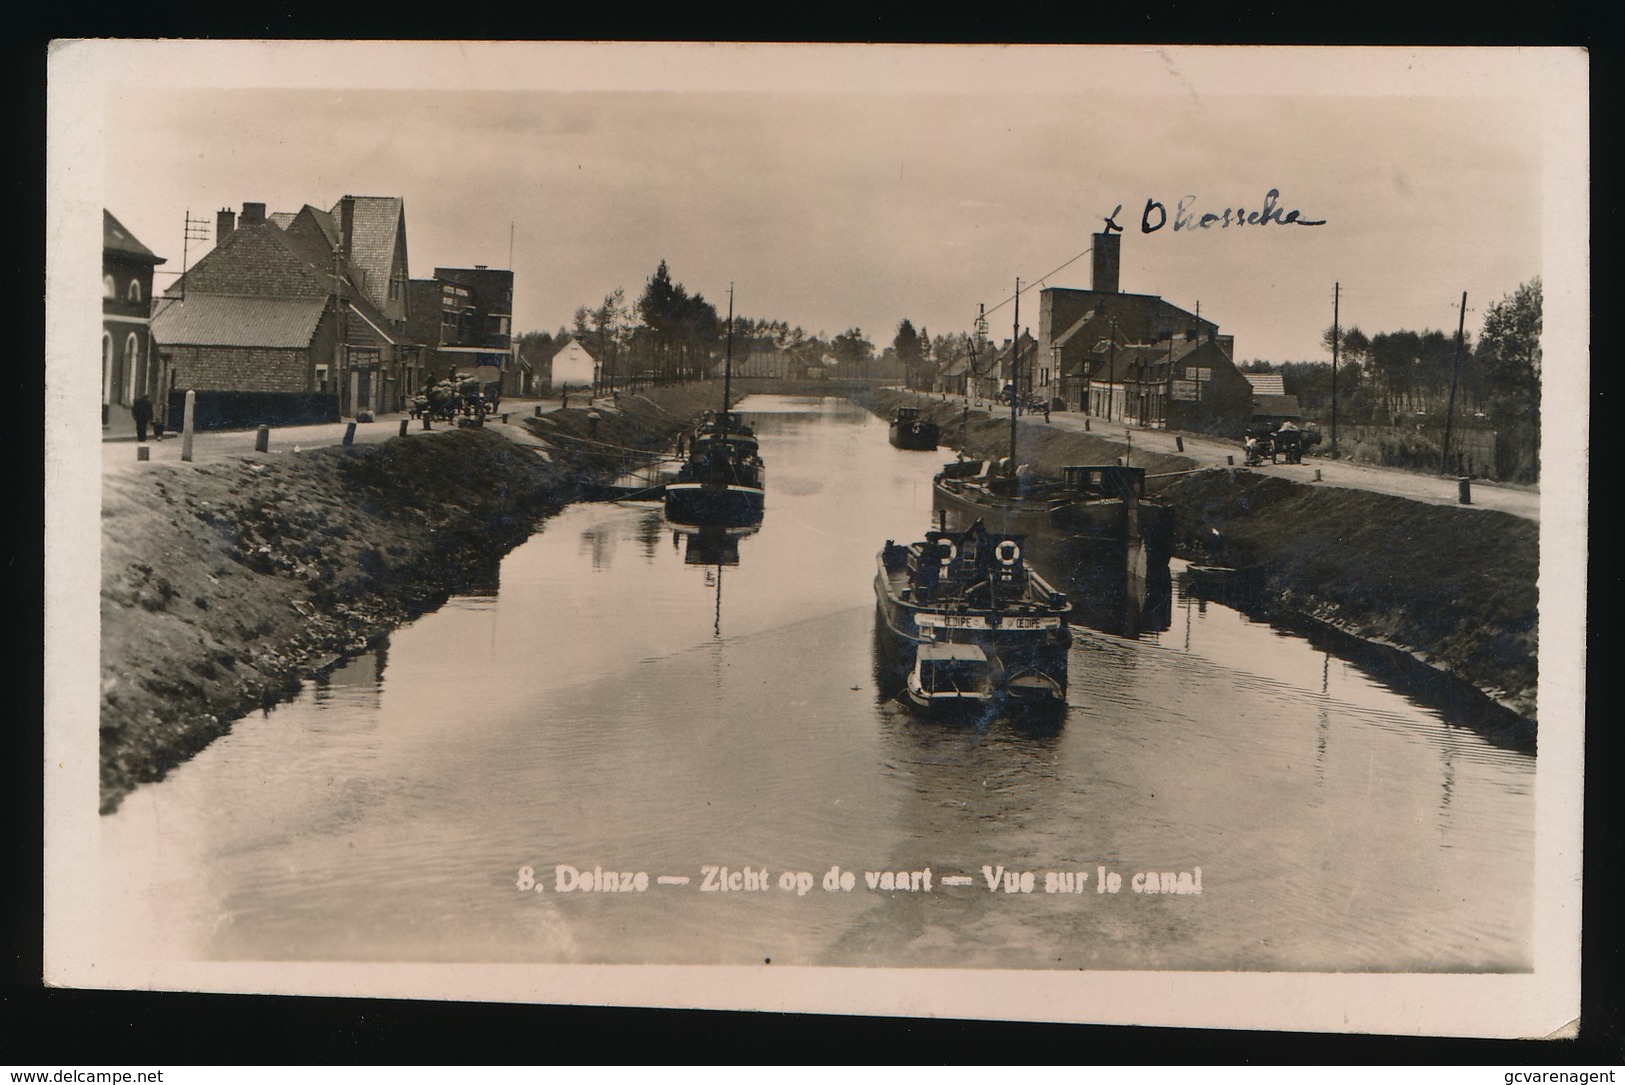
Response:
[1103,189,1326,234]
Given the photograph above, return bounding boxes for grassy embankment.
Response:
[99,385,722,813]
[854,388,1538,734]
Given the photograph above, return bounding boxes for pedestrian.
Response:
[561,389,570,409]
[131,393,153,443]
[1043,402,1052,424]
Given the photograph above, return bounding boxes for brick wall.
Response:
[169,346,312,393]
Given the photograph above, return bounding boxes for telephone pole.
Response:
[1107,317,1118,423]
[1441,291,1467,476]
[1010,278,1020,465]
[1330,282,1340,458]
[180,211,211,302]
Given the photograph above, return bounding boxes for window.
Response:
[103,274,115,299]
[102,333,114,404]
[127,279,142,302]
[315,364,330,394]
[124,333,141,404]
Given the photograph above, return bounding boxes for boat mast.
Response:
[1010,278,1020,466]
[723,282,734,413]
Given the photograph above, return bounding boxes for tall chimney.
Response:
[216,207,236,240]
[1092,231,1121,294]
[339,195,355,261]
[240,202,266,227]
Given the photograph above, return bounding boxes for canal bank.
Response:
[98,384,721,812]
[854,389,1537,731]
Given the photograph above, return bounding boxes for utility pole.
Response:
[1107,317,1117,423]
[1166,335,1175,428]
[1441,291,1467,476]
[1010,278,1020,465]
[1330,282,1340,458]
[180,212,211,303]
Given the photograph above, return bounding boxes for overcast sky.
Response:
[69,42,1572,363]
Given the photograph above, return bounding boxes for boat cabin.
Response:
[1060,464,1148,502]
[885,521,1051,609]
[911,643,993,701]
[892,406,921,423]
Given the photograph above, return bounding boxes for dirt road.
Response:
[948,395,1539,523]
[101,399,568,476]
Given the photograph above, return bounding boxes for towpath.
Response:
[99,397,580,477]
[920,392,1539,523]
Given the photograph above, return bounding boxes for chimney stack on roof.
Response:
[241,202,266,227]
[1091,230,1121,294]
[216,207,236,240]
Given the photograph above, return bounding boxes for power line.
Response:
[980,243,1095,321]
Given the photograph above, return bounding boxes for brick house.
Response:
[1082,337,1254,437]
[102,210,165,429]
[984,332,1038,402]
[151,197,418,428]
[1037,230,1250,437]
[407,266,516,396]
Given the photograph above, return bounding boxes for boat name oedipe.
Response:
[915,613,1062,631]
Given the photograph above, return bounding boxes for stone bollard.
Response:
[1226,454,1234,466]
[255,425,269,453]
[137,445,150,461]
[534,406,542,418]
[1084,418,1090,432]
[1314,468,1322,481]
[1175,435,1184,452]
[423,417,432,430]
[399,419,409,437]
[343,422,357,446]
[181,389,196,462]
[1458,476,1472,505]
[501,413,509,424]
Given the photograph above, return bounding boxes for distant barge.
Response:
[888,406,940,451]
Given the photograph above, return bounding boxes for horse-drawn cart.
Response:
[410,374,502,425]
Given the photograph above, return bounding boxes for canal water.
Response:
[99,395,1534,972]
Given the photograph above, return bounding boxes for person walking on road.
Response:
[131,394,153,443]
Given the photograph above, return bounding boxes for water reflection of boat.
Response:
[665,285,766,527]
[888,406,940,450]
[874,519,1071,716]
[673,523,759,566]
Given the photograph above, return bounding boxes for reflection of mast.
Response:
[714,564,723,638]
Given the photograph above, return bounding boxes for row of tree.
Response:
[525,259,925,387]
[1241,278,1541,479]
[1245,280,1539,421]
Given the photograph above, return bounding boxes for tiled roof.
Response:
[335,196,404,309]
[267,211,298,230]
[104,210,164,263]
[1245,373,1286,396]
[167,223,336,299]
[344,298,404,347]
[151,294,326,348]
